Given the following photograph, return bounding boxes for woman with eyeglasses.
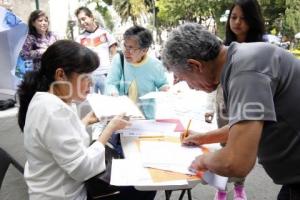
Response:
[106,26,169,119]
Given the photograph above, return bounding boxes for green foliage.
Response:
[259,0,300,38]
[95,2,115,31]
[113,0,147,25]
[154,0,299,39]
[103,0,113,5]
[207,0,232,39]
[131,0,148,18]
[82,0,115,31]
[259,0,285,33]
[113,0,133,24]
[156,0,232,39]
[84,0,299,41]
[156,0,208,26]
[284,0,300,38]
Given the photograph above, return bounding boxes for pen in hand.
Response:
[181,119,192,142]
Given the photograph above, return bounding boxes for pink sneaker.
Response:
[233,185,247,200]
[214,190,227,200]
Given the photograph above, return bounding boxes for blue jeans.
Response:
[92,74,107,94]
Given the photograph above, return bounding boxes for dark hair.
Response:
[28,10,49,37]
[224,0,265,45]
[75,6,93,18]
[17,40,99,131]
[124,26,153,49]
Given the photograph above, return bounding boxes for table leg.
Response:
[165,189,192,200]
[187,189,192,200]
[178,189,186,200]
[165,190,172,200]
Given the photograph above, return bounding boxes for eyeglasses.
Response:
[121,44,142,54]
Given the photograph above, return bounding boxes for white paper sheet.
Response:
[140,141,203,175]
[203,171,228,191]
[110,159,188,186]
[87,94,144,119]
[138,141,228,190]
[111,159,152,186]
[139,89,187,100]
[117,120,176,136]
[139,91,167,99]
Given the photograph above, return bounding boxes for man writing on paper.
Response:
[162,23,300,199]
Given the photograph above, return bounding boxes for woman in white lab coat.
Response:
[17,40,155,200]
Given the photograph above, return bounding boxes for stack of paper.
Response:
[140,141,202,175]
[203,171,228,191]
[87,94,144,119]
[110,159,188,186]
[139,91,168,99]
[139,140,228,190]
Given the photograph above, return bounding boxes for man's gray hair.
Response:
[162,23,222,71]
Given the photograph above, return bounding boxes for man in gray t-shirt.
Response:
[162,23,300,199]
[222,42,300,184]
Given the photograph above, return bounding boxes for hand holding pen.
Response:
[180,119,192,143]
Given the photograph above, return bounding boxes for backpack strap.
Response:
[119,51,124,73]
[118,51,125,94]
